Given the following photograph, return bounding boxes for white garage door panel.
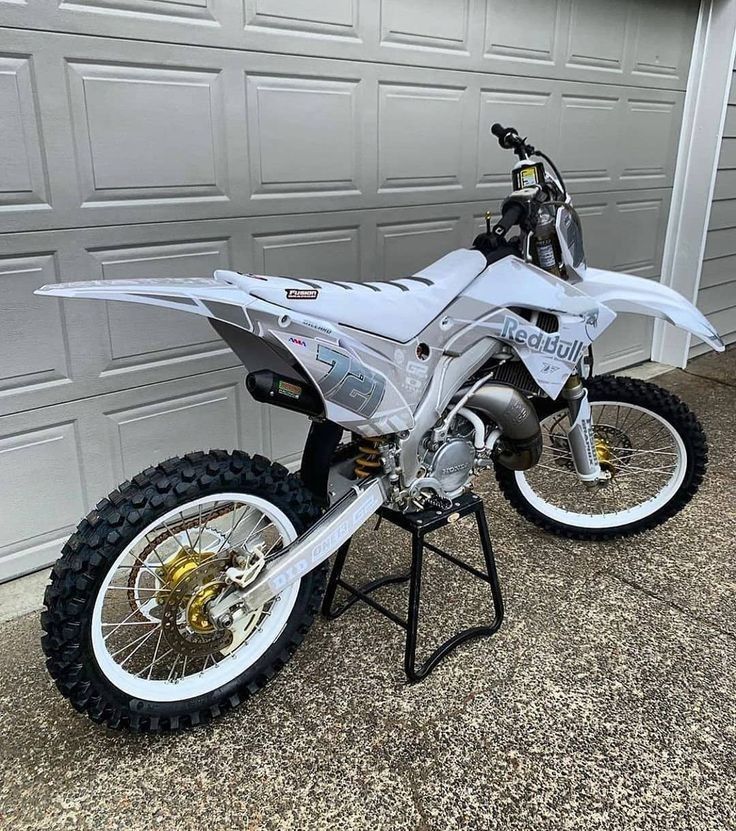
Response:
[0,419,89,582]
[1,254,72,401]
[107,385,242,482]
[0,367,260,581]
[573,191,670,373]
[377,218,465,279]
[0,27,686,233]
[0,231,243,418]
[92,241,232,371]
[0,0,697,91]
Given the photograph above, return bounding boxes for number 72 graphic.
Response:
[315,344,386,417]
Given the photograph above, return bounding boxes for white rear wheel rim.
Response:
[91,493,300,702]
[514,402,687,529]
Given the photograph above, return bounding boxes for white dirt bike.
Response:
[37,123,724,731]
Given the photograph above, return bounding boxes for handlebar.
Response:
[490,122,568,201]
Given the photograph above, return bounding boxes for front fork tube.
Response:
[561,375,602,484]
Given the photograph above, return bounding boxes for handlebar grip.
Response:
[491,122,519,150]
[494,201,524,235]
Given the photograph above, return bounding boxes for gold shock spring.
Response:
[354,437,383,479]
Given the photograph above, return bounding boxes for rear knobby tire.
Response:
[495,376,708,540]
[41,450,325,732]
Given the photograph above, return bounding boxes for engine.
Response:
[419,415,477,498]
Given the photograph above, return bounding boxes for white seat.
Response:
[215,249,487,343]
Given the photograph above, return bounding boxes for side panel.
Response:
[269,330,414,435]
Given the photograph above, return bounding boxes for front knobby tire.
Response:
[41,450,326,732]
[495,376,708,540]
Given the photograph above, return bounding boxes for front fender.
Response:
[579,267,725,353]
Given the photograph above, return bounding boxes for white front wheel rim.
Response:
[514,402,687,529]
[91,493,300,702]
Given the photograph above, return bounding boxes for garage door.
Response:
[0,0,698,580]
[692,65,736,357]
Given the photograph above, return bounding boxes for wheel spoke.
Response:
[101,620,158,628]
[119,627,159,668]
[144,628,164,680]
[214,504,256,554]
[104,585,160,593]
[140,532,169,568]
[110,626,159,659]
[193,501,207,551]
[167,655,181,682]
[103,606,151,641]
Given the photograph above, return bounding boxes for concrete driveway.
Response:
[1,350,735,831]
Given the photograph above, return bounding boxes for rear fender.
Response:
[578,267,725,353]
[34,277,410,433]
[35,275,315,386]
[34,277,256,331]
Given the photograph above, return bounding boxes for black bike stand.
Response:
[321,492,504,682]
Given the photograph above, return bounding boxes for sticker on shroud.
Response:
[286,288,318,300]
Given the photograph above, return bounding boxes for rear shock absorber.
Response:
[354,438,383,479]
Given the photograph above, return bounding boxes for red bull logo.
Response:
[501,315,586,364]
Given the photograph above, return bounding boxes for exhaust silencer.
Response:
[246,369,323,418]
[466,383,542,471]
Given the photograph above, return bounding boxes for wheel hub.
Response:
[156,548,215,606]
[186,581,224,634]
[160,558,234,658]
[593,425,632,476]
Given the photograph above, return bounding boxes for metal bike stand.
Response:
[321,492,504,682]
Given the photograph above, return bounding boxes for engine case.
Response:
[424,436,476,496]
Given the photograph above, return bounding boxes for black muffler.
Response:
[245,370,324,418]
